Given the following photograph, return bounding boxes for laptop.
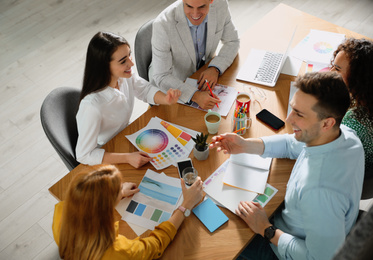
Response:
[236,28,296,87]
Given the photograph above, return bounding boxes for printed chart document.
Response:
[223,154,272,194]
[179,78,238,117]
[126,117,197,170]
[116,170,182,232]
[291,29,345,65]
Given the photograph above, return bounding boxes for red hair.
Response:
[59,165,121,259]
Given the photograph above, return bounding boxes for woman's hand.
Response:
[164,88,181,105]
[181,177,204,209]
[126,152,153,168]
[120,182,140,198]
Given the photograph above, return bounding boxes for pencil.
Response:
[205,79,219,108]
[209,127,246,144]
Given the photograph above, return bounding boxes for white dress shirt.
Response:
[76,74,159,165]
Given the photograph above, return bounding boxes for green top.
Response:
[342,107,373,177]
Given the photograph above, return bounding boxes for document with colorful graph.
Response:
[291,29,345,64]
[126,117,195,170]
[116,170,182,231]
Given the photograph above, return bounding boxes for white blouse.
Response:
[76,74,159,165]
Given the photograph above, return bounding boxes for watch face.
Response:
[265,226,276,240]
[184,209,191,217]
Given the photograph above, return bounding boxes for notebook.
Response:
[236,28,296,87]
[192,198,229,233]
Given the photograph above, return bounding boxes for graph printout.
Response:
[116,170,182,230]
[291,29,345,64]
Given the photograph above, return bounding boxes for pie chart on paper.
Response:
[313,41,333,54]
[136,129,169,153]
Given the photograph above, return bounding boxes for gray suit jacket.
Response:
[151,0,240,102]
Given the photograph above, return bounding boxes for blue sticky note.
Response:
[192,198,229,232]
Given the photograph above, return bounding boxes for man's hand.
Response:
[198,67,219,91]
[191,91,221,110]
[235,201,271,237]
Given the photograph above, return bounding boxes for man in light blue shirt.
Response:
[210,72,364,260]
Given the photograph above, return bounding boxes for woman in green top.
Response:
[331,38,373,181]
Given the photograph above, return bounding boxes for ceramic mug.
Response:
[235,92,251,113]
[204,109,221,134]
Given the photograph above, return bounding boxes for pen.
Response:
[210,127,246,143]
[205,79,219,108]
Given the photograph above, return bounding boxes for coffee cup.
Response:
[235,92,251,113]
[204,109,221,134]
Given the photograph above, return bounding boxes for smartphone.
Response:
[176,158,193,178]
[256,109,285,130]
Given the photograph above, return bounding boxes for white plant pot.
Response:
[193,146,209,160]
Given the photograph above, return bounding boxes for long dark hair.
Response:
[80,32,129,102]
[331,38,373,120]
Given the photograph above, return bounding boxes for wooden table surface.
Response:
[49,3,369,259]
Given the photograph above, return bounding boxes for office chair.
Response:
[332,202,373,260]
[361,169,373,200]
[40,87,80,171]
[134,19,154,81]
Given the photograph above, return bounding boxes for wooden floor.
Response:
[1,0,372,258]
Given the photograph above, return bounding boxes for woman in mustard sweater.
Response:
[52,165,203,259]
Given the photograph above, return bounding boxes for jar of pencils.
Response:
[232,110,252,135]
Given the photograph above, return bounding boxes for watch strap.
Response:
[264,225,277,242]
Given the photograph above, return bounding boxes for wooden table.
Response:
[49,4,369,259]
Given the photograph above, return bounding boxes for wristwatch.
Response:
[264,225,277,242]
[177,206,191,217]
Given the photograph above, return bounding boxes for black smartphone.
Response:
[256,109,285,130]
[176,158,193,178]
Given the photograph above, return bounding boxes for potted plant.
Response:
[192,132,209,160]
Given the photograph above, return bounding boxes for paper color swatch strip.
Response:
[116,170,182,231]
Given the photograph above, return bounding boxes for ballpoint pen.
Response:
[205,79,219,108]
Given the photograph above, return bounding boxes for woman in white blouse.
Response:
[76,32,181,168]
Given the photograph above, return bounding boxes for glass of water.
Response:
[182,167,198,187]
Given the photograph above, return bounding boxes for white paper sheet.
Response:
[116,170,182,231]
[126,117,192,170]
[203,160,257,214]
[178,78,238,117]
[291,29,345,64]
[223,154,272,194]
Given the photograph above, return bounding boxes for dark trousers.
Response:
[236,234,279,260]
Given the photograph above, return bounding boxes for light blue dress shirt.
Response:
[187,16,207,70]
[261,125,364,260]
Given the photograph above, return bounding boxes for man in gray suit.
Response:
[151,0,240,109]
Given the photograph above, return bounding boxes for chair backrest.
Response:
[361,169,373,200]
[333,203,373,260]
[40,87,80,171]
[134,19,154,81]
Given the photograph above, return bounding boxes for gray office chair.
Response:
[361,169,373,200]
[134,19,154,81]
[332,202,373,260]
[40,87,80,171]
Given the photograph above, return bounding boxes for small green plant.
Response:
[192,132,209,152]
